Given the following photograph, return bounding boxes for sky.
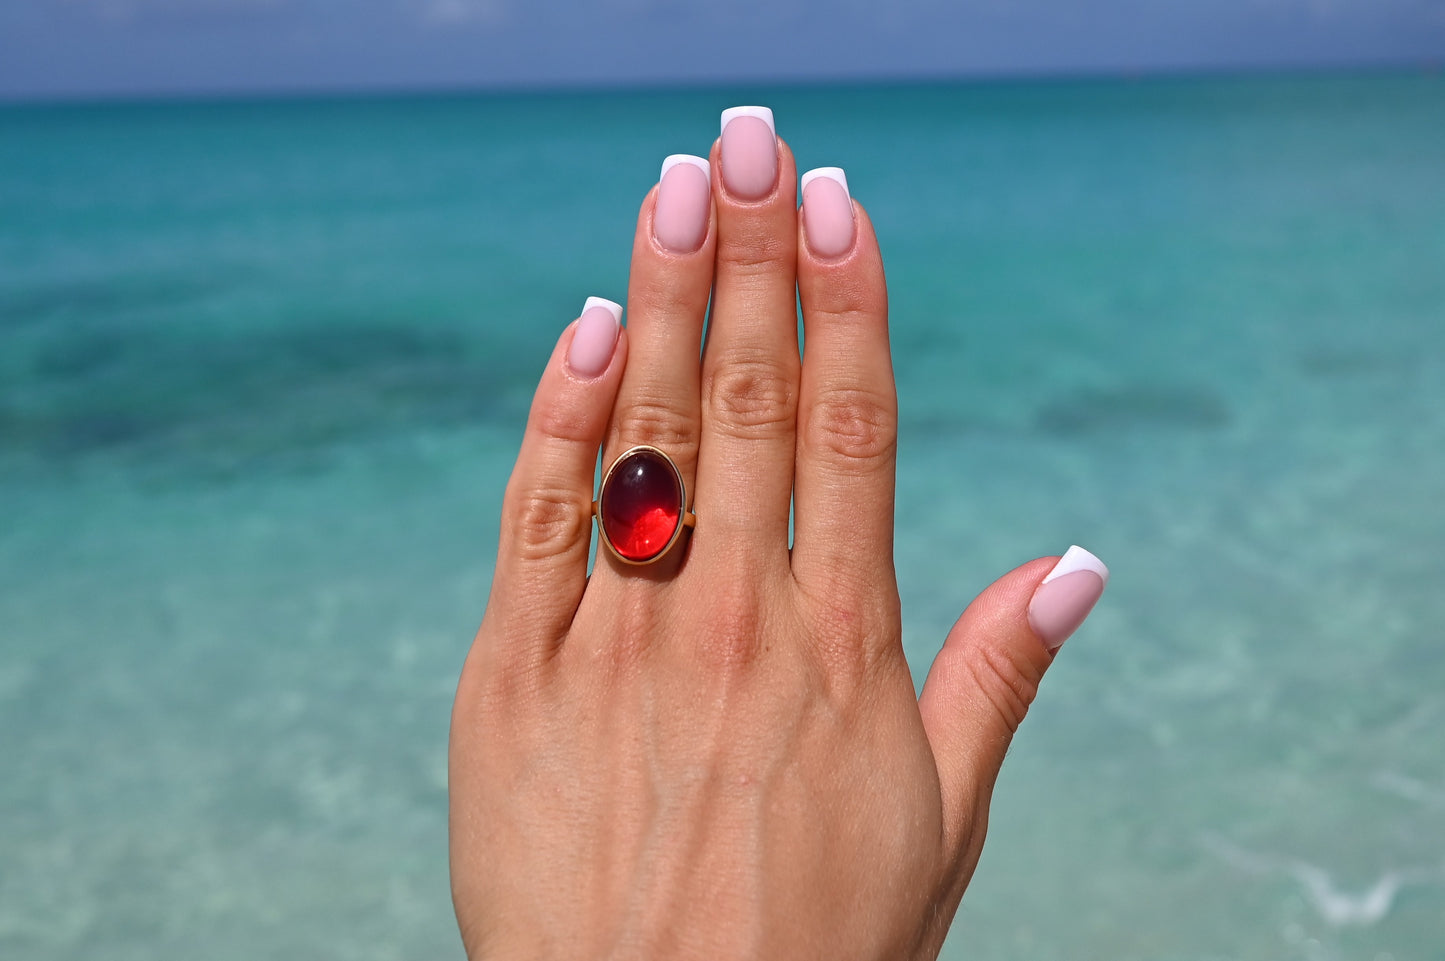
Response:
[0,0,1442,100]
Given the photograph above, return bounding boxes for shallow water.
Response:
[2,72,1443,959]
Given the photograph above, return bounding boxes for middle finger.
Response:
[695,107,800,571]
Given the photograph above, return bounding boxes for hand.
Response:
[449,106,1108,960]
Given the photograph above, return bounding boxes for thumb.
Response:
[918,546,1109,861]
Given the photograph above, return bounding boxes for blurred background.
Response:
[2,3,1443,960]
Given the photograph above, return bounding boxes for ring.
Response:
[593,445,696,565]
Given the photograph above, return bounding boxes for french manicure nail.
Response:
[800,167,855,258]
[719,106,777,201]
[567,297,622,378]
[1028,546,1109,651]
[654,155,710,253]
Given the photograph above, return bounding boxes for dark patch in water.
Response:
[52,411,153,452]
[32,328,136,380]
[0,275,227,328]
[899,411,1002,439]
[1295,347,1404,378]
[1034,384,1231,435]
[0,317,533,476]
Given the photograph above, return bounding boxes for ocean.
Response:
[2,72,1443,959]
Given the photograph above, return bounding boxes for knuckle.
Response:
[965,642,1043,737]
[603,596,667,671]
[531,401,594,446]
[632,272,706,317]
[803,387,896,470]
[503,484,592,563]
[716,230,791,275]
[615,396,698,452]
[456,637,548,725]
[699,606,764,669]
[702,356,797,438]
[692,577,766,669]
[809,609,869,673]
[805,587,898,678]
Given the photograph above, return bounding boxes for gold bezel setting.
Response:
[594,445,696,565]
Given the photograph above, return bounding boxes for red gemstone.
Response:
[600,448,683,562]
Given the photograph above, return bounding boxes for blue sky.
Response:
[1,0,1442,99]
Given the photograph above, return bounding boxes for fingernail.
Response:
[1028,546,1109,651]
[800,167,855,258]
[719,106,777,201]
[654,155,710,253]
[567,297,622,378]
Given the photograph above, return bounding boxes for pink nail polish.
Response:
[719,106,777,201]
[800,167,855,258]
[1028,546,1109,651]
[654,155,710,254]
[567,297,622,378]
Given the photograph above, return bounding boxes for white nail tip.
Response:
[1042,545,1110,586]
[720,106,775,135]
[800,167,850,199]
[660,154,710,180]
[582,297,623,324]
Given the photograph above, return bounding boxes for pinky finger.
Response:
[485,297,626,659]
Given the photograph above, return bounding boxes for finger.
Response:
[694,106,800,568]
[791,169,897,606]
[917,547,1109,862]
[597,155,715,574]
[486,298,627,656]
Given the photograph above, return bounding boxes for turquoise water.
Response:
[2,73,1444,959]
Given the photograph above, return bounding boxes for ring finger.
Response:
[595,154,716,578]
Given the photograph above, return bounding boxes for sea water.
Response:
[1,73,1442,959]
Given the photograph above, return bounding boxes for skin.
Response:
[450,132,1066,960]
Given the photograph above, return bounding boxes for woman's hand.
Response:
[449,107,1108,961]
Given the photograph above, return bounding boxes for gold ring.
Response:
[593,445,695,565]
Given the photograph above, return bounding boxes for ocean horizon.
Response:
[2,69,1443,959]
[3,61,1438,107]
